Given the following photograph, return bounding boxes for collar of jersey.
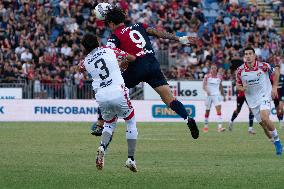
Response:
[244,60,258,71]
[115,24,125,32]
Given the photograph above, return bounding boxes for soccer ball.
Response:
[93,3,112,20]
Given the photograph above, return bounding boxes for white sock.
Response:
[217,114,222,128]
[271,129,280,141]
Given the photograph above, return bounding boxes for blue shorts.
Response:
[122,55,168,88]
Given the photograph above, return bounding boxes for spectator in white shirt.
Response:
[60,43,72,57]
[15,42,25,57]
[20,48,33,62]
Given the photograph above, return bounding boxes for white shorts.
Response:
[95,85,133,122]
[205,95,222,110]
[250,99,271,123]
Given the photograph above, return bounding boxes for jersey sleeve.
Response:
[112,47,129,60]
[236,68,243,85]
[261,62,274,76]
[106,34,120,48]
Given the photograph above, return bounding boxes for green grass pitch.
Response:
[1,122,284,189]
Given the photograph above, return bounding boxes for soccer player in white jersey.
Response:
[80,33,138,171]
[202,63,226,132]
[236,46,282,155]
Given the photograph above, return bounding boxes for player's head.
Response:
[210,63,217,74]
[243,46,256,64]
[81,33,100,55]
[105,7,125,30]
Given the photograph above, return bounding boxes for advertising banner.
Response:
[143,81,233,100]
[0,88,22,99]
[0,99,279,122]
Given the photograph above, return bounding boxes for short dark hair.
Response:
[244,46,255,54]
[105,7,126,25]
[81,33,100,55]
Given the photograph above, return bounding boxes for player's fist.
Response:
[120,60,129,72]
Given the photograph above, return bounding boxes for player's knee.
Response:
[260,117,270,125]
[126,127,138,139]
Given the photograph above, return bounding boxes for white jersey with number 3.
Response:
[81,46,133,121]
[82,46,127,91]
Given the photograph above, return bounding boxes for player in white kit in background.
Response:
[80,33,138,172]
[202,63,226,133]
[236,46,282,155]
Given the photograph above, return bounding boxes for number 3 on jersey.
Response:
[129,30,146,49]
[94,58,109,80]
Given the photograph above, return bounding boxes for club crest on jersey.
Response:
[257,71,262,77]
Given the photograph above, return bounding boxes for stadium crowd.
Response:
[0,0,283,98]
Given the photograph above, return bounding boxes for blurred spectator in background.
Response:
[0,0,282,100]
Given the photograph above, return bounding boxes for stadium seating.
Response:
[0,0,283,99]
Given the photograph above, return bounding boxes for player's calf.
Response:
[96,146,105,170]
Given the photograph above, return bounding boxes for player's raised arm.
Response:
[145,27,197,45]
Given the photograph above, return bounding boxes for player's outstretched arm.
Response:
[146,28,197,45]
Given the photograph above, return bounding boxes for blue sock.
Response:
[169,100,188,120]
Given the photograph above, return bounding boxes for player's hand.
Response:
[118,56,129,71]
[120,61,129,71]
[272,86,278,99]
[179,36,198,45]
[242,82,248,91]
